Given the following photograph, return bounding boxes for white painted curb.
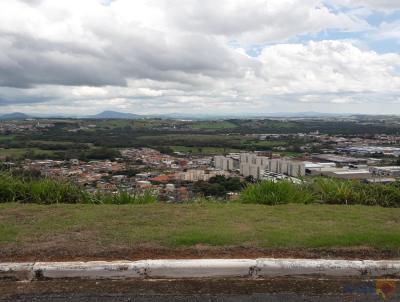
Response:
[0,263,34,281]
[256,259,400,277]
[142,259,257,278]
[34,261,147,280]
[1,259,400,281]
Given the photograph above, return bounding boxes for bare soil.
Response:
[1,244,399,262]
[0,278,392,297]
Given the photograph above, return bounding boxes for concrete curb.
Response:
[1,259,400,281]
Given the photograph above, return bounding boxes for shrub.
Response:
[311,178,400,207]
[311,178,362,205]
[240,178,400,207]
[0,172,89,204]
[358,182,400,207]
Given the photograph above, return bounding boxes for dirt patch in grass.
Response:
[4,278,400,299]
[1,244,399,262]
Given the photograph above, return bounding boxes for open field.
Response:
[171,146,241,155]
[189,121,238,129]
[1,203,399,261]
[0,148,56,159]
[0,135,15,142]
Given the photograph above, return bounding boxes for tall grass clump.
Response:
[96,190,157,205]
[311,178,362,205]
[0,172,157,205]
[311,178,400,207]
[0,172,90,204]
[240,178,400,207]
[360,183,400,207]
[241,180,316,205]
[25,178,90,204]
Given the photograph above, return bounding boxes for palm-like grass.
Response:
[1,172,399,207]
[241,180,315,205]
[241,177,400,207]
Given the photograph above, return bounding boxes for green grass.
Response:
[0,173,89,204]
[0,148,56,159]
[189,121,238,130]
[241,181,315,205]
[1,203,400,250]
[98,190,157,205]
[28,140,79,146]
[171,146,240,155]
[241,179,400,207]
[277,151,304,157]
[0,135,15,142]
[95,120,133,129]
[0,172,156,205]
[252,140,288,148]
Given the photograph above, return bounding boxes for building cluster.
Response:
[311,154,369,167]
[16,148,234,202]
[337,146,400,157]
[259,133,400,145]
[215,150,400,184]
[2,126,399,201]
[215,152,306,181]
[305,155,400,183]
[0,122,54,134]
[23,159,126,190]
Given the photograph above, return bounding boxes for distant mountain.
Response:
[155,111,352,119]
[86,111,143,119]
[0,112,30,120]
[0,111,364,121]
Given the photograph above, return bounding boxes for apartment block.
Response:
[214,154,240,171]
[214,153,305,179]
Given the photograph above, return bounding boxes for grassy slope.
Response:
[1,203,399,250]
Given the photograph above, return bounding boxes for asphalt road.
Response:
[1,278,399,302]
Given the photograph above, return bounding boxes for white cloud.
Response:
[163,0,367,44]
[0,0,398,114]
[368,20,400,42]
[257,40,400,94]
[327,0,400,10]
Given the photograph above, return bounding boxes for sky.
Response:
[0,0,399,116]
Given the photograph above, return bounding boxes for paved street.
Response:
[1,278,399,302]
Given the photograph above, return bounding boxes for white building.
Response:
[370,166,400,177]
[214,156,235,171]
[177,169,230,182]
[214,154,240,171]
[239,153,306,179]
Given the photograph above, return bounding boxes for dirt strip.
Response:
[1,245,399,262]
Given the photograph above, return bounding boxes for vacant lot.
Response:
[1,203,399,261]
[0,148,56,159]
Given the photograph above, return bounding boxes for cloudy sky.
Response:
[0,0,399,116]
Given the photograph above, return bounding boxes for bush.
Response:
[311,178,362,205]
[1,170,400,207]
[309,178,400,207]
[240,178,400,207]
[241,180,316,205]
[193,176,243,197]
[0,172,156,205]
[0,172,89,204]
